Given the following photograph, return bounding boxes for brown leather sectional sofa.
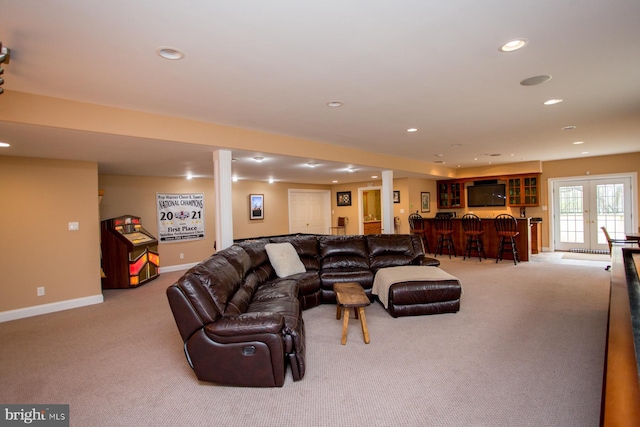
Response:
[166,233,460,387]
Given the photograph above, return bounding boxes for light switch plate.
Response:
[68,222,79,231]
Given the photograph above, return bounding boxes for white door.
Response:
[288,190,331,234]
[553,177,632,251]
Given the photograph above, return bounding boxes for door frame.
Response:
[547,172,637,252]
[358,186,384,234]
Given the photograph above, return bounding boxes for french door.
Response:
[553,177,632,251]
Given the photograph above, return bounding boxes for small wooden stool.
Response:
[334,282,371,345]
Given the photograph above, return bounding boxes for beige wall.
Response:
[98,175,218,266]
[3,152,639,319]
[232,180,331,239]
[0,157,102,313]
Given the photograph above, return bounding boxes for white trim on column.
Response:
[382,170,394,234]
[213,150,234,250]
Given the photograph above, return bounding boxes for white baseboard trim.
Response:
[159,262,198,273]
[0,294,104,323]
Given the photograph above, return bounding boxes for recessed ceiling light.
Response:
[306,162,318,168]
[186,174,193,180]
[0,142,10,148]
[346,168,356,173]
[371,175,378,179]
[562,125,577,131]
[581,151,589,155]
[407,128,418,133]
[520,75,552,86]
[232,176,238,182]
[573,141,584,145]
[326,101,343,107]
[544,99,563,105]
[499,39,529,52]
[268,178,274,184]
[332,180,338,183]
[156,46,185,60]
[253,156,264,162]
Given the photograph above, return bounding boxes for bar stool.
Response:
[495,214,520,264]
[408,212,431,254]
[434,213,456,258]
[461,213,486,261]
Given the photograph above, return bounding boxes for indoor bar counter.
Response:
[423,217,534,261]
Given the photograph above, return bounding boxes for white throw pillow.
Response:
[265,242,306,278]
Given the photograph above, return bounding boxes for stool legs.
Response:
[435,233,456,259]
[464,235,486,261]
[496,236,519,264]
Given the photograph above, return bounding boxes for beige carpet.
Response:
[0,256,610,426]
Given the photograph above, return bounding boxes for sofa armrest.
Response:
[206,312,285,337]
[416,255,440,267]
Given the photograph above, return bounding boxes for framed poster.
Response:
[337,191,352,206]
[250,194,264,220]
[421,192,431,213]
[156,193,205,242]
[393,191,400,203]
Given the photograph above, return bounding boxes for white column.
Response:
[213,150,234,250]
[381,170,394,234]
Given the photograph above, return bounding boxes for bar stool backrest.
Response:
[494,214,518,235]
[408,213,423,231]
[434,214,454,232]
[461,213,482,234]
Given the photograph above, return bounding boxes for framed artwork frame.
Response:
[250,194,264,220]
[336,191,352,206]
[421,192,431,213]
[393,191,400,203]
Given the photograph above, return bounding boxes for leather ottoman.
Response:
[372,266,462,318]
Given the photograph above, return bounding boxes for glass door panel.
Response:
[553,177,632,251]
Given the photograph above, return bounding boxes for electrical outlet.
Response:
[68,222,79,231]
[37,287,45,296]
[179,253,184,260]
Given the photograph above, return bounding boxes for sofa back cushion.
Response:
[237,239,271,269]
[367,234,416,270]
[190,254,242,314]
[217,245,252,279]
[271,235,320,270]
[225,272,261,316]
[319,236,370,270]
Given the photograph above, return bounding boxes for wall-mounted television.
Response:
[467,184,506,207]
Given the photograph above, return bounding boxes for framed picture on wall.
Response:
[250,194,264,220]
[336,191,351,206]
[421,192,430,213]
[393,191,400,203]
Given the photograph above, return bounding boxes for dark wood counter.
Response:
[601,245,640,426]
[423,217,532,261]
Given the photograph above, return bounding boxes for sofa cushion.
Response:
[367,234,415,270]
[217,245,252,279]
[265,242,307,278]
[319,236,370,270]
[237,239,271,270]
[189,254,242,314]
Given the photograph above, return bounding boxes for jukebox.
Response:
[101,215,160,289]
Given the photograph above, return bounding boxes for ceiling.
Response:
[1,0,639,184]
